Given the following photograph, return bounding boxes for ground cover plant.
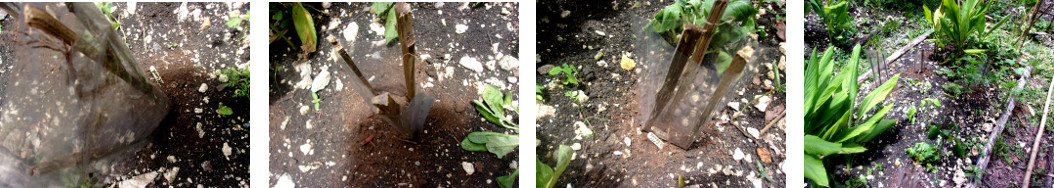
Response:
[805,0,1054,186]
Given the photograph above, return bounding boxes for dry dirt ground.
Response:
[536,0,786,187]
[268,2,520,187]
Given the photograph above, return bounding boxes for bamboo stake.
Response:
[395,2,416,100]
[1023,73,1054,188]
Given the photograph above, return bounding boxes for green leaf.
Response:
[473,100,504,127]
[804,135,841,156]
[384,8,399,44]
[963,49,986,54]
[291,3,317,53]
[465,131,504,144]
[497,169,518,188]
[484,134,518,158]
[545,145,574,188]
[371,2,393,15]
[856,74,900,118]
[805,154,829,187]
[461,137,487,151]
[839,143,867,154]
[536,158,554,187]
[217,104,233,116]
[482,85,506,117]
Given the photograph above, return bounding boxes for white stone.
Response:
[274,173,296,188]
[299,105,309,115]
[732,148,745,161]
[455,24,469,34]
[624,137,632,147]
[163,167,179,183]
[300,142,312,155]
[198,83,207,93]
[343,22,359,45]
[754,95,771,112]
[728,102,741,111]
[222,143,232,158]
[459,56,484,73]
[570,143,582,150]
[647,132,665,149]
[311,67,331,93]
[498,55,518,71]
[747,127,760,139]
[462,162,475,175]
[117,171,158,188]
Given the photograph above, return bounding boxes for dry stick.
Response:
[1017,0,1045,48]
[967,66,1032,188]
[395,2,416,101]
[758,111,785,137]
[856,31,932,84]
[1023,72,1054,188]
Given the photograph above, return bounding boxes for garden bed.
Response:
[267,2,520,187]
[536,1,786,187]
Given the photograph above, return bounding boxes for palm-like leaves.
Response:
[925,0,990,53]
[804,44,901,187]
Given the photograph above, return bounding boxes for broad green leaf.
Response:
[291,3,317,53]
[839,143,867,154]
[485,134,518,158]
[804,154,829,187]
[804,135,841,156]
[856,73,900,118]
[497,169,518,188]
[482,84,506,117]
[217,105,233,116]
[963,49,986,54]
[857,119,896,142]
[371,2,393,14]
[465,131,504,144]
[384,9,398,44]
[537,158,554,187]
[473,100,504,126]
[461,138,487,151]
[545,145,574,188]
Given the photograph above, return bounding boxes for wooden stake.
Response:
[395,2,416,100]
[1023,72,1054,188]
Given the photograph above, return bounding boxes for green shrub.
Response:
[808,0,854,44]
[924,0,991,55]
[906,142,940,165]
[804,44,901,187]
[648,0,758,47]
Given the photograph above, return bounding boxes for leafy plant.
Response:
[371,2,399,44]
[537,145,573,188]
[942,82,964,97]
[474,84,518,129]
[226,11,250,29]
[548,63,579,86]
[94,2,121,30]
[222,67,250,98]
[291,3,317,54]
[924,0,991,54]
[460,131,518,158]
[804,44,901,187]
[536,86,545,101]
[217,103,233,116]
[648,0,758,59]
[311,92,321,110]
[808,0,854,43]
[756,161,775,182]
[497,169,518,188]
[906,142,940,167]
[907,106,918,124]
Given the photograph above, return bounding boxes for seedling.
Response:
[460,132,518,158]
[756,161,774,182]
[537,145,573,188]
[94,2,121,30]
[217,103,233,116]
[548,63,579,85]
[906,142,939,171]
[475,84,518,129]
[536,86,545,101]
[225,11,250,29]
[222,67,250,99]
[497,169,518,188]
[311,92,321,110]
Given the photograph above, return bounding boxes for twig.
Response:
[1023,72,1054,188]
[968,66,1032,188]
[758,111,785,137]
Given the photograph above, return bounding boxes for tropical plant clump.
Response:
[924,0,991,55]
[807,0,854,45]
[804,44,901,187]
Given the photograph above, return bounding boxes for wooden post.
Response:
[395,2,416,100]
